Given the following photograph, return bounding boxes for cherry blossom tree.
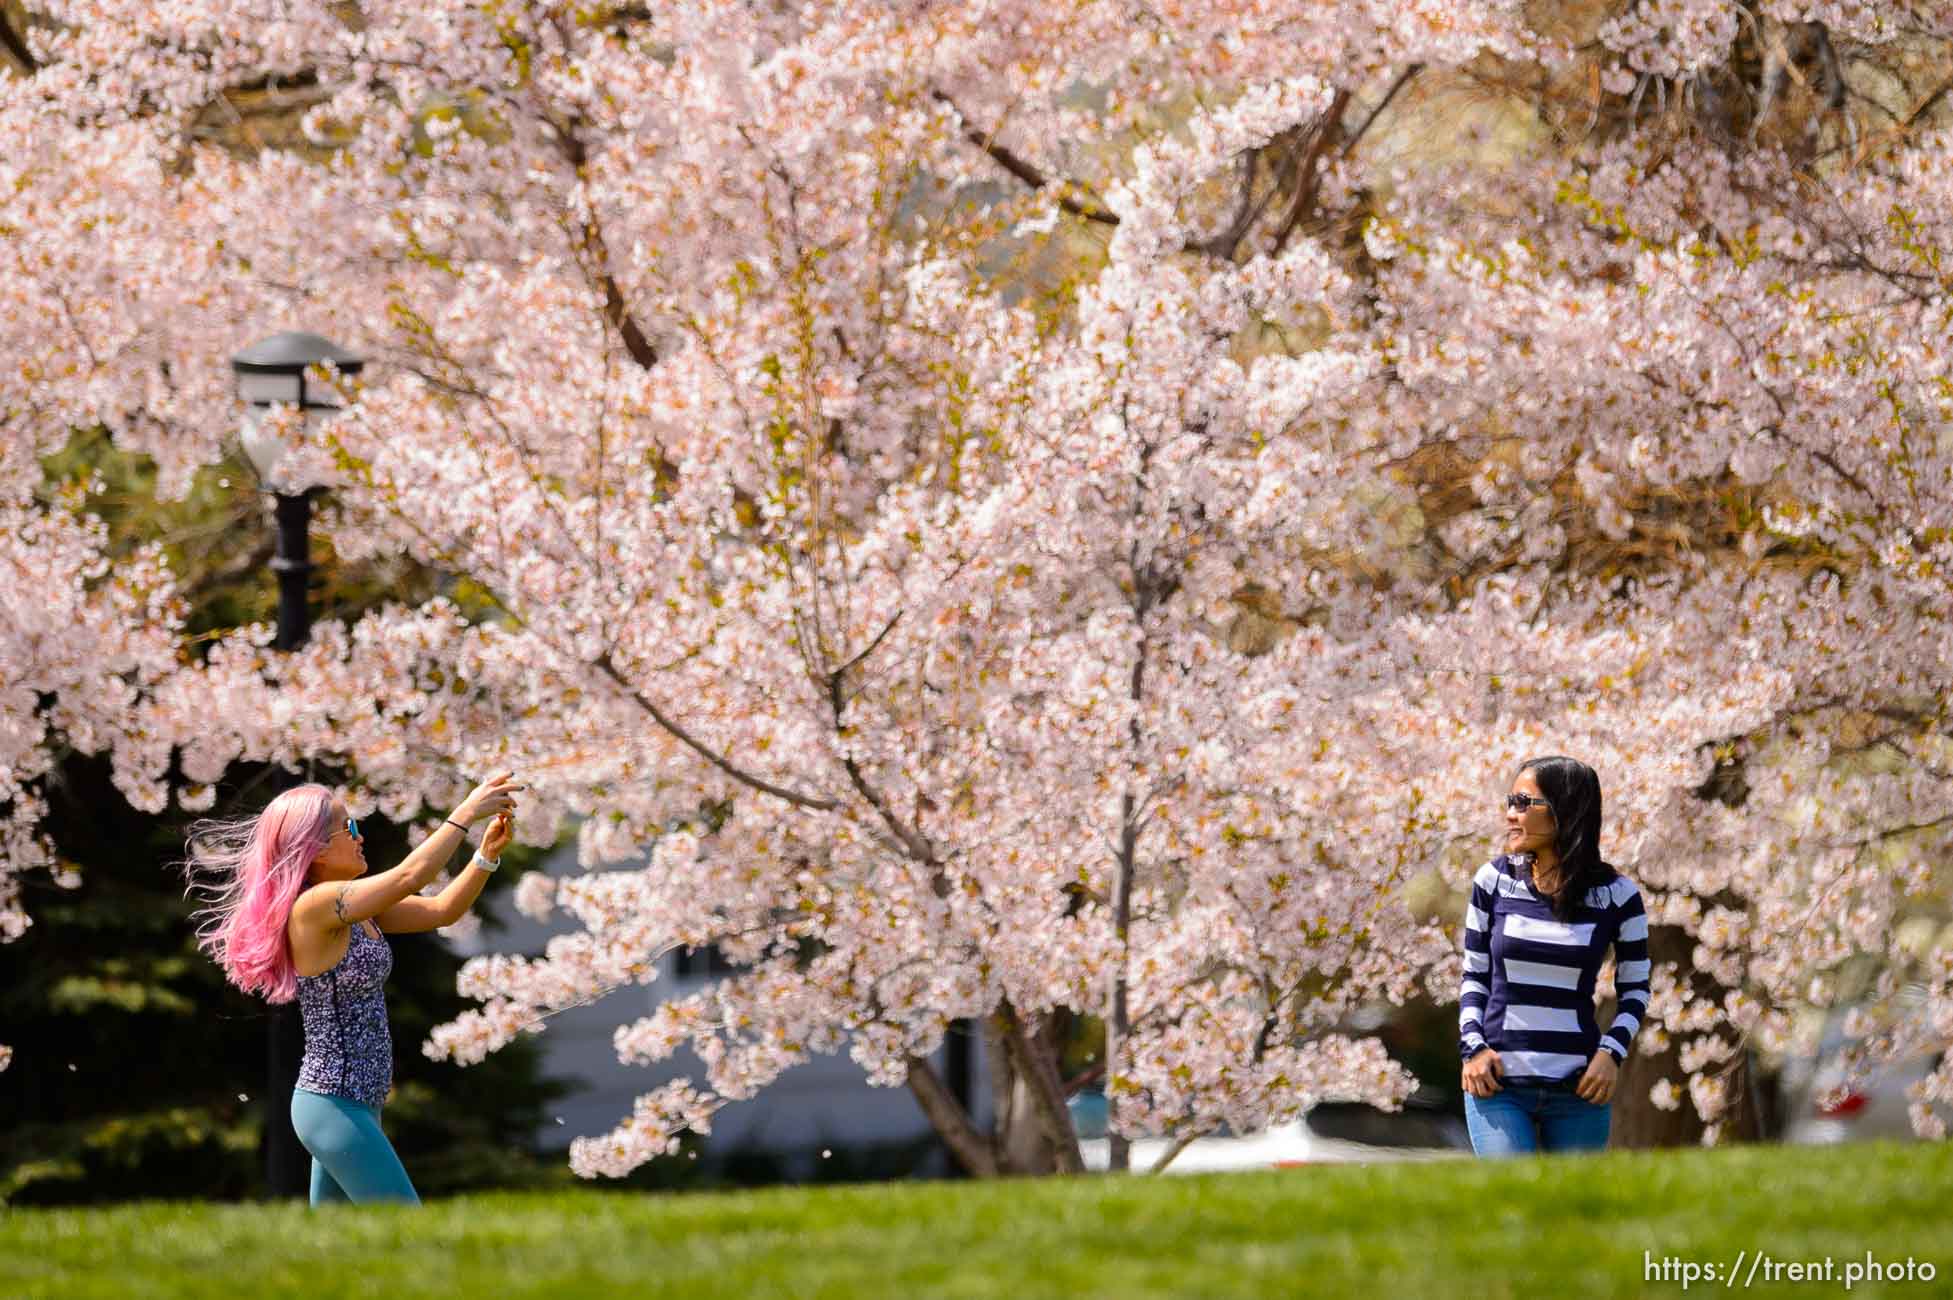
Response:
[4,0,1951,1160]
[0,483,182,1024]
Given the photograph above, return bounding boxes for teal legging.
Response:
[290,1088,422,1206]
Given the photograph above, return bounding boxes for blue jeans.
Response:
[290,1088,422,1206]
[1464,1082,1611,1156]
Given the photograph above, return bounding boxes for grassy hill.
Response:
[5,1139,1950,1298]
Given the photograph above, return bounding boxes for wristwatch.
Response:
[470,850,501,873]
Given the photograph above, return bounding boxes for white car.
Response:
[1071,1095,1465,1174]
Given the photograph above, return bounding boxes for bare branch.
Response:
[546,116,661,370]
[832,609,903,685]
[592,651,838,810]
[1343,64,1423,158]
[1270,88,1353,255]
[827,615,937,866]
[932,91,1122,226]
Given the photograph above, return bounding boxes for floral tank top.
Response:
[294,922,394,1107]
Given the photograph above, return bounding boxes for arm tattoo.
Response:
[333,884,352,926]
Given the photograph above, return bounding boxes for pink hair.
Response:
[182,784,336,1004]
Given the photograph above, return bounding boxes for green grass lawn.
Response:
[5,1140,1950,1299]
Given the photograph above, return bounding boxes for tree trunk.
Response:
[997,1004,1085,1173]
[905,1055,999,1177]
[1106,791,1137,1172]
[905,1012,1087,1177]
[997,1062,1059,1172]
[1608,921,1768,1148]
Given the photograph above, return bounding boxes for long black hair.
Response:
[1515,755,1616,921]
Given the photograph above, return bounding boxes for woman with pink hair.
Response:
[184,771,522,1205]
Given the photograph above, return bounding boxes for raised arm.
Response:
[292,772,521,935]
[375,810,514,934]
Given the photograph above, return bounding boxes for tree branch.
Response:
[825,613,939,866]
[932,90,1121,226]
[179,535,278,605]
[1189,148,1262,261]
[905,1054,999,1177]
[1750,17,1794,144]
[1270,88,1353,254]
[0,10,39,73]
[1902,76,1953,130]
[1343,64,1422,158]
[1812,23,1846,114]
[1146,1124,1214,1175]
[592,651,837,810]
[546,116,661,370]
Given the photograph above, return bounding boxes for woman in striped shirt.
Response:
[1458,755,1651,1156]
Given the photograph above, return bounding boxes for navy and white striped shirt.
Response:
[1458,853,1651,1084]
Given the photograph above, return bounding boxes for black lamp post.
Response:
[231,330,365,1199]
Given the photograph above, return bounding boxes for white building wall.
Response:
[442,840,991,1167]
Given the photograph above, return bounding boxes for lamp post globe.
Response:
[230,332,364,652]
[229,331,364,1200]
[232,331,365,492]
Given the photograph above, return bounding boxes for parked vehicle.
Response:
[1069,1090,1465,1173]
[1778,990,1947,1146]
